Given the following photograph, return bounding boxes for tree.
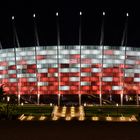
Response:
[0,84,5,102]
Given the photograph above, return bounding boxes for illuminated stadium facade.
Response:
[1,45,140,105]
[1,11,140,106]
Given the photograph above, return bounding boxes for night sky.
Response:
[0,1,140,48]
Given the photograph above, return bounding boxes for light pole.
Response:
[99,11,105,106]
[12,16,21,105]
[56,12,61,106]
[33,13,40,46]
[121,13,129,106]
[11,16,20,48]
[79,11,82,106]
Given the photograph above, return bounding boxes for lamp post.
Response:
[79,11,82,106]
[56,12,61,106]
[99,11,105,106]
[33,13,40,46]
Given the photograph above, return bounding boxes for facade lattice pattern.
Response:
[0,45,140,95]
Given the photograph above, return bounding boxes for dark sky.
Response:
[0,1,140,48]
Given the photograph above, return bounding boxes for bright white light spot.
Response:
[39,116,46,121]
[12,16,14,20]
[7,96,10,102]
[52,116,58,121]
[126,13,129,17]
[92,116,99,121]
[65,116,71,121]
[80,11,82,15]
[83,103,86,107]
[56,12,58,16]
[18,114,25,120]
[106,116,112,121]
[27,116,34,121]
[79,116,85,121]
[103,12,105,16]
[33,13,36,18]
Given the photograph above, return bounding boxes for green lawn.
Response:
[16,105,53,116]
[84,105,140,117]
[1,103,140,119]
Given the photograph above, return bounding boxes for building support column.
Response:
[58,94,60,106]
[120,93,123,106]
[37,93,40,105]
[79,94,81,106]
[99,93,102,106]
[136,93,139,106]
[18,94,20,105]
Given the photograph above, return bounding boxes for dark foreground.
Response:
[0,121,140,140]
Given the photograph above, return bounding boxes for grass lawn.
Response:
[1,104,140,120]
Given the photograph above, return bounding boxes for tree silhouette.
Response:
[0,84,5,102]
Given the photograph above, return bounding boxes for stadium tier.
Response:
[0,45,140,96]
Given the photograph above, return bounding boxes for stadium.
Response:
[1,45,140,106]
[0,12,140,106]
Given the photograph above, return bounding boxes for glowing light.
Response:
[7,96,10,102]
[103,12,105,16]
[61,106,66,117]
[33,13,36,18]
[27,116,34,121]
[12,16,14,20]
[56,12,58,16]
[106,116,112,121]
[80,11,82,15]
[83,103,86,106]
[126,13,129,17]
[65,116,71,121]
[92,116,99,121]
[130,115,137,121]
[120,116,125,121]
[20,116,26,121]
[78,116,85,121]
[52,116,58,121]
[39,116,46,121]
[18,114,25,120]
[70,106,75,117]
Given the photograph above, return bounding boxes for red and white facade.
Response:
[0,45,140,101]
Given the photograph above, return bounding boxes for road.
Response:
[0,121,140,140]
